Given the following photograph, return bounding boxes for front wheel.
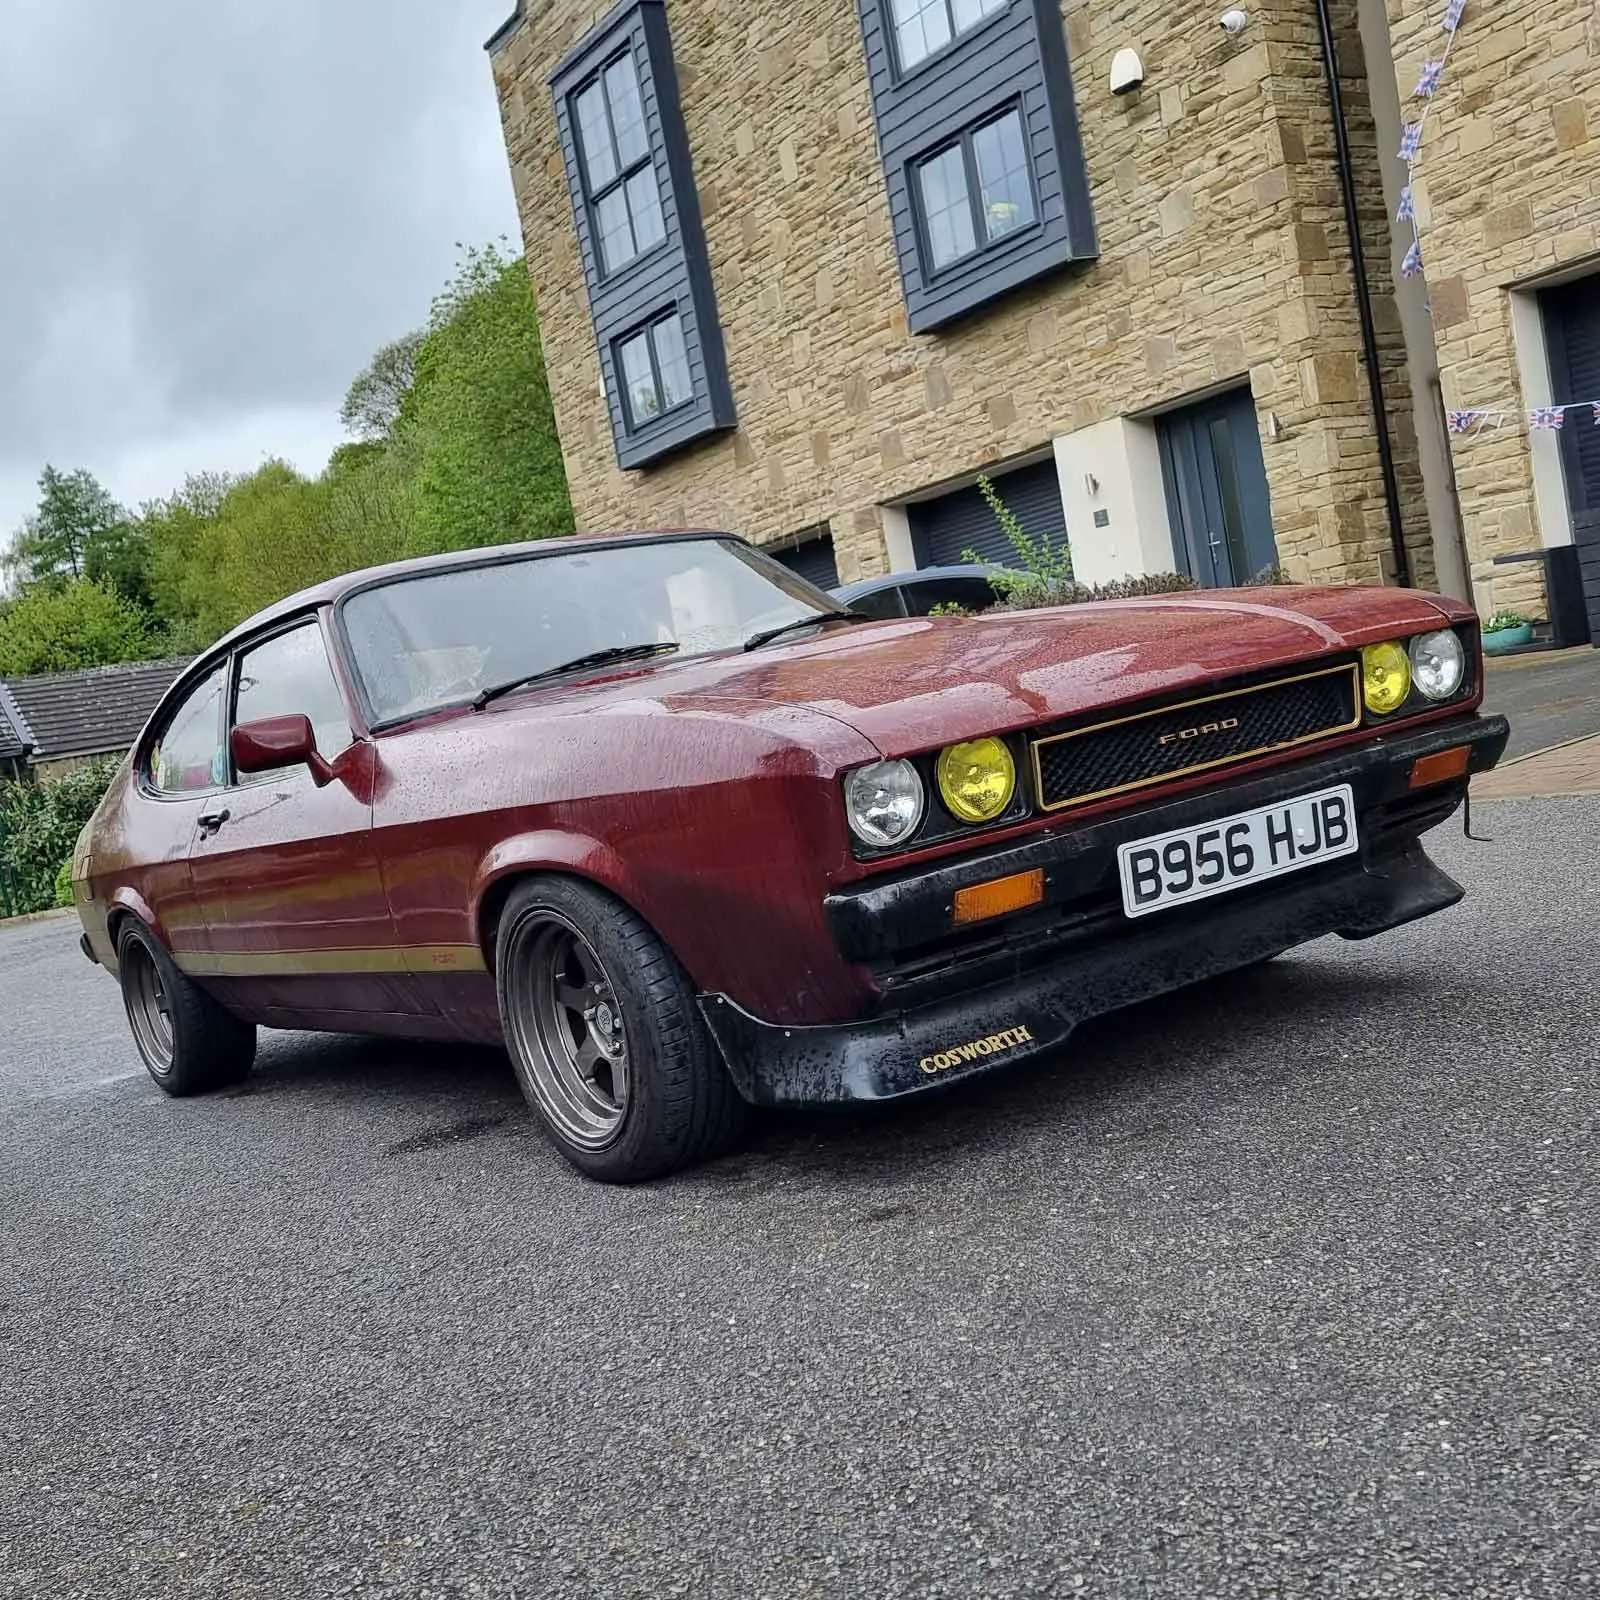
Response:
[116,920,256,1095]
[495,878,750,1183]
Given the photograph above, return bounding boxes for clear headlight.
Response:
[844,759,925,849]
[1409,629,1465,702]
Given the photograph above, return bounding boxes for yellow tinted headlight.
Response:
[936,737,1016,823]
[1361,640,1412,714]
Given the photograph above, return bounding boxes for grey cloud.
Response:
[0,0,518,525]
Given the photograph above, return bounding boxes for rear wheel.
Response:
[495,878,750,1183]
[116,921,256,1095]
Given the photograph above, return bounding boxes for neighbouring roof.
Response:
[1,658,190,764]
[0,682,31,763]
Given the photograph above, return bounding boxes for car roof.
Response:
[207,529,736,655]
[832,564,1010,600]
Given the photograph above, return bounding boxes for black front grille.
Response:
[1032,664,1360,811]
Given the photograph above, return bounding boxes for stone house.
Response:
[0,659,188,781]
[486,0,1600,635]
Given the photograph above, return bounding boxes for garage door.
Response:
[771,532,839,591]
[907,458,1066,568]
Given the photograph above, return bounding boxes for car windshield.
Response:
[341,536,839,724]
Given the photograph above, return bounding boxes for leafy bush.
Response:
[926,600,972,617]
[994,571,1200,613]
[54,858,74,909]
[0,758,120,917]
[960,472,1196,612]
[1484,609,1529,632]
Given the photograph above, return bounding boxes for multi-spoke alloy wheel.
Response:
[115,920,256,1095]
[503,910,630,1151]
[122,937,176,1076]
[493,878,751,1183]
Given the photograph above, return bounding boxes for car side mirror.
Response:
[232,715,335,787]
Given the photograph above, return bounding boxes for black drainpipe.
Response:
[1313,0,1412,588]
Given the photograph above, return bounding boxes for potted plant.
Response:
[1482,609,1533,654]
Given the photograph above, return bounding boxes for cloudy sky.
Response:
[0,0,521,540]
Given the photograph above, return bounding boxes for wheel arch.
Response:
[471,831,658,974]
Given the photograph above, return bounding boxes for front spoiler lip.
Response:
[698,713,1509,1108]
[700,843,1464,1106]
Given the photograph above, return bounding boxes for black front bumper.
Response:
[700,714,1509,1106]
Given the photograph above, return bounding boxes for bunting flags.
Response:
[1443,0,1468,31]
[1415,59,1446,97]
[1447,401,1600,437]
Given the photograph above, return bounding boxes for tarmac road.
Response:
[3,795,1597,1599]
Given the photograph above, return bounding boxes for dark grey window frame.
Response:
[570,50,666,281]
[614,309,693,431]
[854,0,1097,333]
[886,0,1010,81]
[911,102,1041,279]
[550,0,734,470]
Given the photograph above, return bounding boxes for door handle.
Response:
[197,808,231,835]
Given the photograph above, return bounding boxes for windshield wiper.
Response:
[742,611,876,653]
[472,642,679,710]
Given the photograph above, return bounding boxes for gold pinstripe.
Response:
[171,944,489,978]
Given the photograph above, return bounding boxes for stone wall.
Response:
[1380,0,1600,620]
[493,0,1428,587]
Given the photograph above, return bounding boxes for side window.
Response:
[233,624,351,778]
[850,586,909,621]
[149,667,228,795]
[907,577,1001,615]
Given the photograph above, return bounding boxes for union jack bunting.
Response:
[1529,407,1566,430]
[1442,0,1467,31]
[1399,122,1424,162]
[1397,185,1415,224]
[1401,238,1424,279]
[1447,410,1487,434]
[1593,405,1600,427]
[1415,59,1446,97]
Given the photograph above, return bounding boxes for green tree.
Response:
[341,331,424,442]
[6,466,126,592]
[399,243,573,551]
[0,580,152,676]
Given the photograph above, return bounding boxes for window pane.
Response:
[595,186,635,273]
[917,145,975,269]
[890,0,951,70]
[235,625,351,777]
[619,330,659,424]
[574,82,616,190]
[151,666,227,794]
[973,110,1034,241]
[625,164,665,254]
[652,314,692,410]
[604,54,649,169]
[951,0,1007,31]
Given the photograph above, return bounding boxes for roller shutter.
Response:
[907,458,1066,568]
[1546,278,1600,642]
[771,533,839,591]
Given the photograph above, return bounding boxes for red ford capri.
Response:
[71,533,1508,1181]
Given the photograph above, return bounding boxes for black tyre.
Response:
[494,876,751,1183]
[116,920,257,1096]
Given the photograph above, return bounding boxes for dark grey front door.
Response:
[1543,278,1600,641]
[1158,387,1277,587]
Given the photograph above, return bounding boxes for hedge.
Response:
[0,758,121,918]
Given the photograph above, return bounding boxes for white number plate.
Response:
[1117,783,1359,919]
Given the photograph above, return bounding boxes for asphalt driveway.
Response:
[4,797,1597,1599]
[1483,644,1600,759]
